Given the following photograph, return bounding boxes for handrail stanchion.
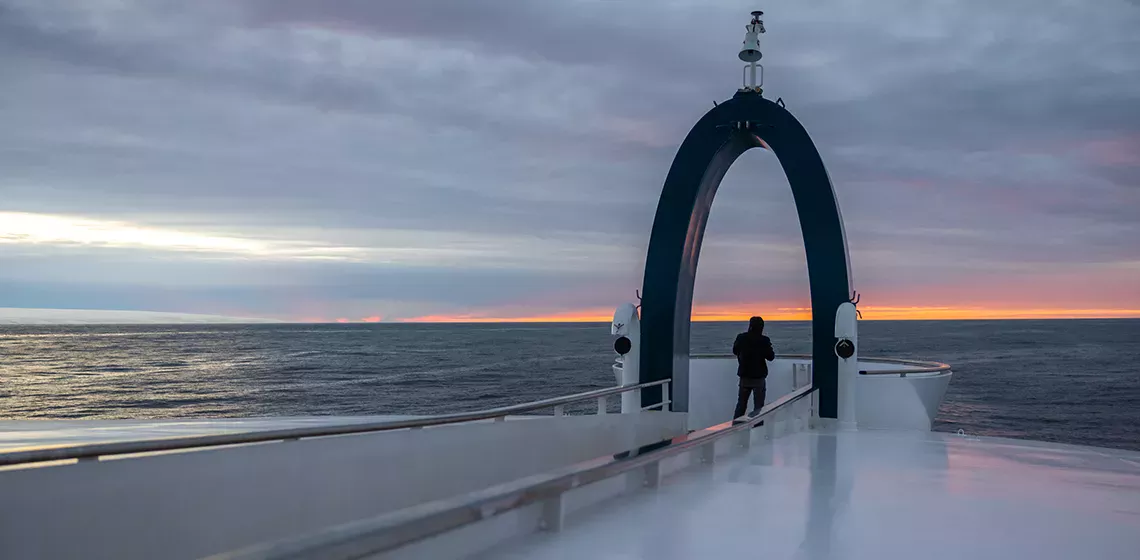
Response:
[597,396,607,415]
[700,441,716,464]
[643,461,661,488]
[540,494,565,532]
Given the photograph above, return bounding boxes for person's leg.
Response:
[752,379,767,413]
[734,385,751,419]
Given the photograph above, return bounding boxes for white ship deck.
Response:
[480,428,1140,560]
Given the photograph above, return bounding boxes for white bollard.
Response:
[834,302,859,430]
[612,303,642,413]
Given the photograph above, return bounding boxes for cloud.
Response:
[0,0,1137,320]
[0,211,644,271]
[0,211,364,260]
[0,307,275,324]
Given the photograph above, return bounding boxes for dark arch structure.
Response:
[639,91,852,419]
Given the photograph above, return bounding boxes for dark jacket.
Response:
[733,331,775,379]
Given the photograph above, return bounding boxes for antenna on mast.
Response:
[738,10,766,95]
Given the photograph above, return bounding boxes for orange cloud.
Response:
[856,306,1140,320]
[360,315,383,323]
[399,308,615,323]
[396,304,1140,323]
[335,317,350,323]
[690,304,811,322]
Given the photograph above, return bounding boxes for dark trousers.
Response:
[734,378,767,419]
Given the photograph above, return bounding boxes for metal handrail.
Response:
[854,356,951,375]
[689,352,812,359]
[0,379,672,467]
[688,353,951,374]
[211,384,816,560]
[858,367,948,375]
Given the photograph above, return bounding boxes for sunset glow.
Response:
[398,310,618,324]
[393,305,1140,323]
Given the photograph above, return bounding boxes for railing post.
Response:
[643,461,662,488]
[662,381,671,411]
[809,389,819,429]
[553,405,564,417]
[539,493,565,532]
[700,441,716,464]
[597,396,607,415]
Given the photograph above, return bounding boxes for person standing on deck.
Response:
[732,316,775,420]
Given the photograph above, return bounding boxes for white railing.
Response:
[210,384,816,560]
[641,379,671,411]
[689,353,951,375]
[0,380,673,467]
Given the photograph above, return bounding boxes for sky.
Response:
[0,0,1138,322]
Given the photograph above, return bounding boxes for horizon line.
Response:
[3,316,1138,326]
[4,306,1140,325]
[388,306,1140,323]
[295,316,1140,325]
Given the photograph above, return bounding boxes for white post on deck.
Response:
[612,303,641,413]
[834,301,859,430]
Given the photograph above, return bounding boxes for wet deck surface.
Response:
[483,429,1140,560]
